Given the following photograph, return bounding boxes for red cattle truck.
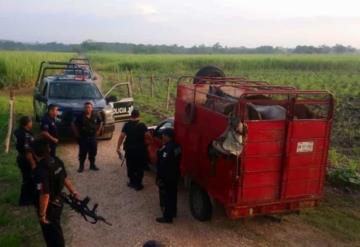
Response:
[168,67,334,221]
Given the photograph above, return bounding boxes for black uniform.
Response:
[34,157,67,247]
[122,120,148,188]
[14,127,35,206]
[156,141,181,220]
[40,115,58,157]
[74,112,101,169]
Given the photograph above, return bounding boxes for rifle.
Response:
[117,150,125,167]
[61,193,112,226]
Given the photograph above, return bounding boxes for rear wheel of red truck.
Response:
[189,183,212,221]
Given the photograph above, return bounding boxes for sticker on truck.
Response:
[296,141,314,153]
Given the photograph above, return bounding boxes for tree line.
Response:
[0,40,358,54]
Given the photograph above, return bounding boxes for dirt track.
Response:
[59,124,349,247]
[56,71,351,247]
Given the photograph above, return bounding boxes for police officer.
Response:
[156,128,181,223]
[40,104,59,157]
[32,139,79,247]
[14,116,36,206]
[72,102,102,172]
[117,109,148,191]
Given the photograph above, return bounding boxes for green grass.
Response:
[0,52,359,244]
[89,53,360,97]
[95,53,359,192]
[300,189,360,242]
[0,95,42,247]
[0,51,74,88]
[92,53,360,150]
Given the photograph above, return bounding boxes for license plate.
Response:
[296,141,314,153]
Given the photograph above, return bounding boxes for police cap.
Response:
[162,128,174,139]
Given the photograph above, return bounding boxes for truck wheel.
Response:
[194,65,225,84]
[189,183,212,221]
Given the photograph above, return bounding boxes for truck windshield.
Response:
[49,82,102,99]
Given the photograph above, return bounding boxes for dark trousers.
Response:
[78,137,97,167]
[40,204,64,247]
[159,182,178,219]
[125,151,146,187]
[50,143,57,158]
[17,156,35,206]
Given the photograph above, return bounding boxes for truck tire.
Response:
[194,65,225,84]
[189,183,212,221]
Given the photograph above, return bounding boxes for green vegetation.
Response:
[0,51,76,246]
[1,40,358,54]
[92,53,360,189]
[0,52,359,245]
[300,188,360,242]
[0,51,74,88]
[0,95,42,247]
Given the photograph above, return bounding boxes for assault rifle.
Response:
[61,193,112,226]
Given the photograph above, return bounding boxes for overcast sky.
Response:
[1,0,360,47]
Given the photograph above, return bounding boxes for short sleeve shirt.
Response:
[122,120,148,151]
[40,115,58,138]
[34,157,67,201]
[74,112,102,137]
[14,127,34,156]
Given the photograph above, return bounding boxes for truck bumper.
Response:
[226,198,320,219]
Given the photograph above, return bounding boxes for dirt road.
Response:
[59,123,347,247]
[57,71,350,247]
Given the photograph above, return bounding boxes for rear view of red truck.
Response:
[174,67,334,221]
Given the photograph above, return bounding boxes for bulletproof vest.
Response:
[79,114,98,137]
[48,157,66,200]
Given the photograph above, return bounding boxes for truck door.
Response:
[147,120,174,166]
[104,82,134,122]
[34,81,48,120]
[240,119,286,203]
[280,93,334,199]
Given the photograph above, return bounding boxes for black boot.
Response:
[77,163,84,173]
[156,217,173,224]
[89,159,99,171]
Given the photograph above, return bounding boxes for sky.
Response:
[0,0,360,48]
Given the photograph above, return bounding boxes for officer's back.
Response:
[123,119,147,152]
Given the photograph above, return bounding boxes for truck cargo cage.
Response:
[174,75,335,220]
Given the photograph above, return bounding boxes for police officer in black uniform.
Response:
[14,116,36,206]
[32,139,79,247]
[72,102,102,172]
[117,109,148,191]
[40,104,59,157]
[156,128,181,223]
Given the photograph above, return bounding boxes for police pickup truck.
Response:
[33,61,133,140]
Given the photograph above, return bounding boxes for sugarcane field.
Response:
[0,1,359,247]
